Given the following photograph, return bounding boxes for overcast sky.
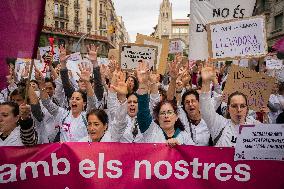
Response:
[112,0,190,42]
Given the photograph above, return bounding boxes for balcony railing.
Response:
[56,0,69,4]
[74,18,80,25]
[54,14,69,21]
[74,2,80,9]
[87,20,92,27]
[99,24,106,29]
[99,10,106,17]
[87,7,92,13]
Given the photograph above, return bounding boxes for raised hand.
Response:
[137,60,150,85]
[201,65,215,83]
[78,63,92,82]
[59,45,70,65]
[168,61,179,80]
[34,65,45,83]
[110,71,128,95]
[109,58,119,73]
[19,103,31,120]
[87,44,99,63]
[149,72,160,84]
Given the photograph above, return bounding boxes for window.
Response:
[75,11,79,19]
[60,22,64,29]
[87,14,91,20]
[60,5,64,17]
[87,0,91,8]
[55,21,59,28]
[87,28,91,34]
[275,13,283,30]
[75,26,79,32]
[100,4,102,13]
[54,3,59,16]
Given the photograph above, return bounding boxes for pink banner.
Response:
[0,143,284,189]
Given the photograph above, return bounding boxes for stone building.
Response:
[40,0,129,56]
[254,0,284,46]
[151,0,189,53]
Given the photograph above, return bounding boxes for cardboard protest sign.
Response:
[223,65,275,112]
[108,49,119,60]
[207,16,267,60]
[15,58,44,80]
[189,0,256,61]
[169,39,183,54]
[235,124,284,161]
[119,43,158,71]
[39,46,60,63]
[136,34,169,74]
[265,56,283,70]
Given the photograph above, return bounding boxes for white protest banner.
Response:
[15,58,44,80]
[189,0,256,61]
[169,39,183,54]
[235,124,284,161]
[136,34,169,74]
[68,52,81,62]
[39,46,60,62]
[97,57,109,65]
[119,43,158,71]
[207,16,267,60]
[265,56,283,70]
[223,65,275,112]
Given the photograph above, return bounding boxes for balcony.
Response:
[56,0,69,4]
[74,18,80,25]
[99,10,106,17]
[87,7,92,13]
[74,2,80,9]
[54,14,69,21]
[87,19,92,27]
[99,24,106,29]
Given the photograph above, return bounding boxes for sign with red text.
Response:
[1,143,284,189]
[207,16,267,60]
[223,65,275,111]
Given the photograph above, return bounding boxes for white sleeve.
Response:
[150,93,160,115]
[107,91,120,121]
[109,100,128,142]
[200,92,228,140]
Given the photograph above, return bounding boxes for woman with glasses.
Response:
[199,66,262,147]
[136,61,194,146]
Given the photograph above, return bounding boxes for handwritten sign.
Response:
[68,52,81,62]
[207,16,267,60]
[235,124,284,161]
[169,39,183,54]
[119,43,158,71]
[265,56,283,70]
[39,46,60,63]
[189,0,256,60]
[136,34,169,74]
[223,65,275,112]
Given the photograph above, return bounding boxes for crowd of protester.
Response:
[0,44,283,147]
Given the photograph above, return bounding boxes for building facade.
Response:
[254,0,284,46]
[40,0,129,56]
[151,0,189,53]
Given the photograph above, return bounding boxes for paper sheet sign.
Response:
[235,124,284,161]
[39,46,60,63]
[169,39,183,54]
[15,58,44,81]
[222,65,275,112]
[265,56,283,70]
[207,16,267,60]
[119,43,158,71]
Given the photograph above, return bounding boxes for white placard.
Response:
[208,17,267,60]
[66,57,93,82]
[68,52,81,62]
[235,124,284,161]
[39,46,60,63]
[120,44,158,71]
[169,40,183,54]
[189,0,256,60]
[265,56,283,70]
[15,58,44,81]
[143,40,162,70]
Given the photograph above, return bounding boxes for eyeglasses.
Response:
[159,110,175,116]
[230,104,247,110]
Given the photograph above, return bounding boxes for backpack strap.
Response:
[213,127,225,146]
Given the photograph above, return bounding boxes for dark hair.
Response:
[181,89,199,110]
[10,88,25,100]
[126,92,138,99]
[152,100,185,131]
[30,80,39,86]
[126,76,139,94]
[278,82,284,94]
[45,78,56,88]
[226,91,248,119]
[0,101,19,116]
[75,90,87,103]
[87,109,109,125]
